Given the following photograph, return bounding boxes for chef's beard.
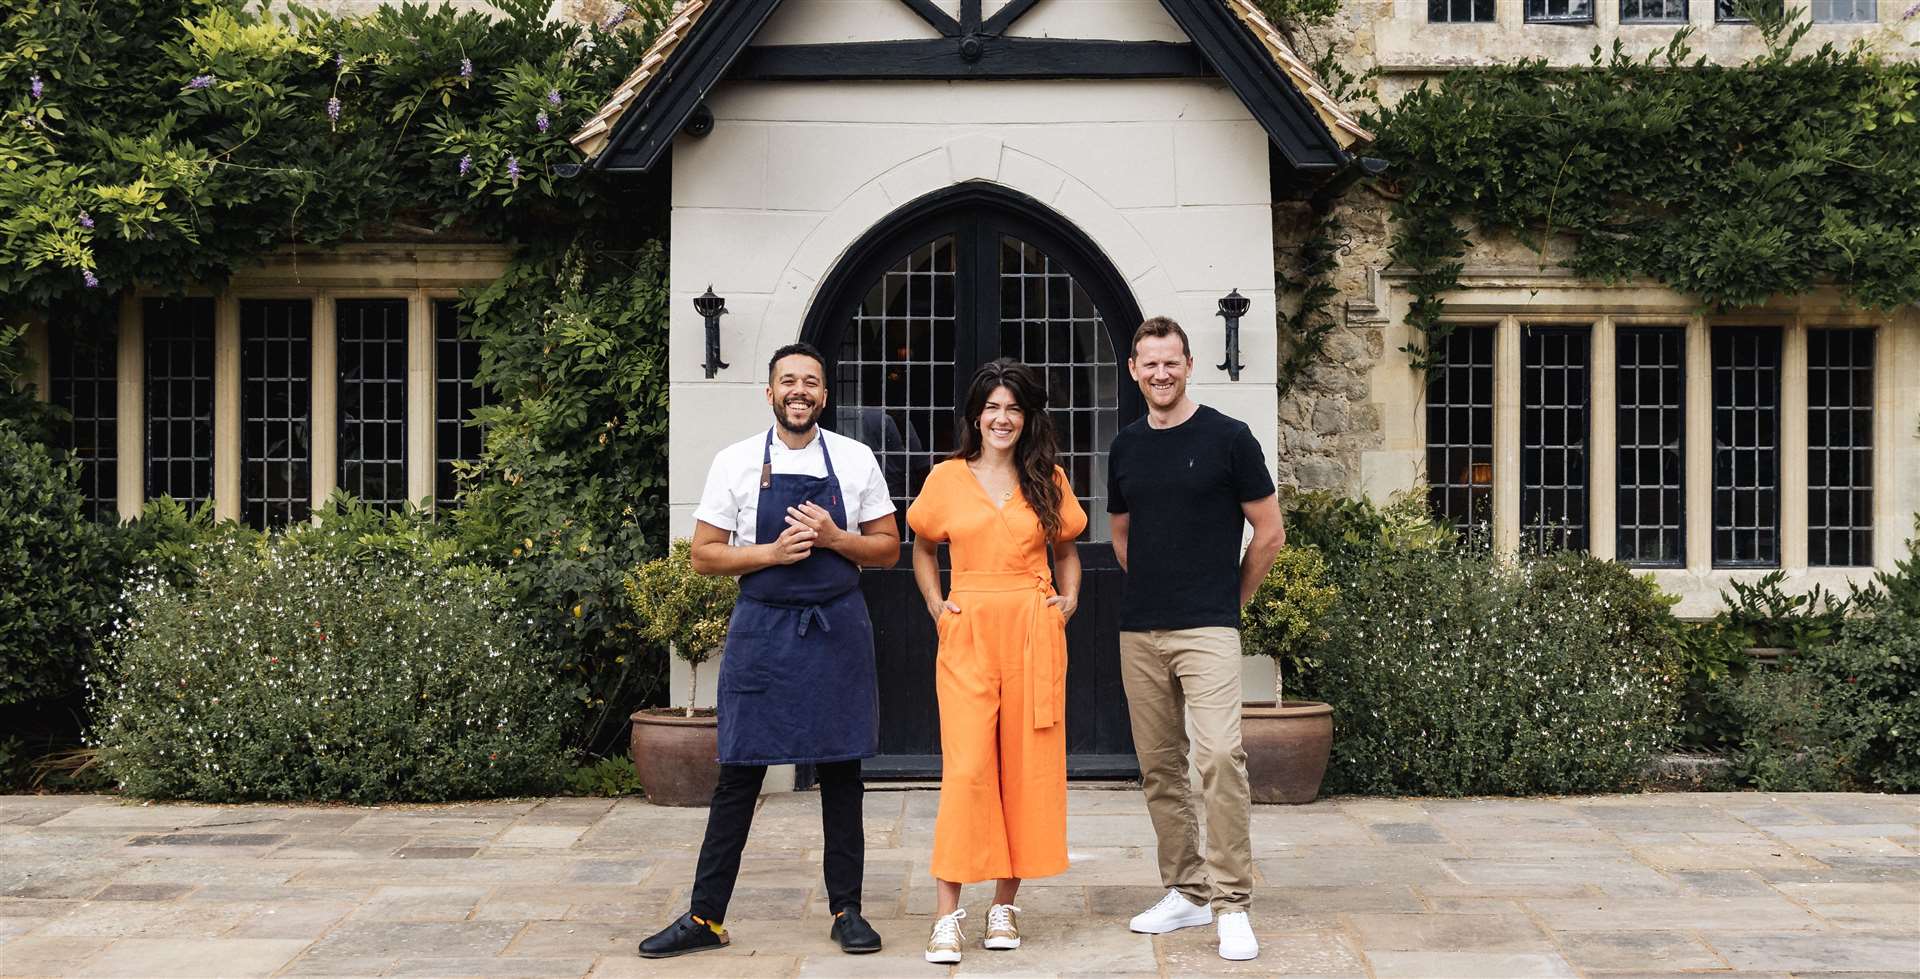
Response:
[773,398,820,436]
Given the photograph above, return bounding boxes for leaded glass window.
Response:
[1811,0,1875,20]
[998,236,1120,542]
[1621,0,1687,22]
[1711,327,1781,567]
[1426,326,1495,541]
[1808,328,1874,567]
[1616,327,1686,567]
[50,328,118,521]
[1431,0,1496,20]
[144,298,215,512]
[337,299,409,512]
[1526,0,1595,21]
[241,300,312,529]
[435,299,490,511]
[1521,327,1589,553]
[834,237,957,540]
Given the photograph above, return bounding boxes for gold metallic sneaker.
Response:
[984,903,1022,950]
[926,908,966,964]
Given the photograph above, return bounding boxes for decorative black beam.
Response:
[898,0,962,35]
[981,0,1044,34]
[1154,0,1346,172]
[960,0,982,33]
[731,38,1210,80]
[596,0,785,171]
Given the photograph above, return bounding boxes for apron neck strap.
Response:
[761,427,836,488]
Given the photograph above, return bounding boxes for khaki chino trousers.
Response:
[1118,627,1253,912]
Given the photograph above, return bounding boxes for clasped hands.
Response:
[767,501,846,565]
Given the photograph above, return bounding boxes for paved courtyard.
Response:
[0,789,1914,978]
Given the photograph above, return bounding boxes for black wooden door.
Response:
[803,186,1143,779]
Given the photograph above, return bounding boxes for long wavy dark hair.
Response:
[955,358,1064,542]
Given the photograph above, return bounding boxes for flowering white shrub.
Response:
[1313,548,1683,796]
[90,539,569,802]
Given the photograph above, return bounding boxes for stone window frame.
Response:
[23,244,510,523]
[1419,312,1892,570]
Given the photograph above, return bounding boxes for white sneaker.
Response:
[983,903,1021,950]
[1128,888,1212,934]
[925,908,966,964]
[1216,910,1258,961]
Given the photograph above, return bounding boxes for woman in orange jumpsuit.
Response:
[907,358,1084,964]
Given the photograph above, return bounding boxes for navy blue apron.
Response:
[715,429,880,766]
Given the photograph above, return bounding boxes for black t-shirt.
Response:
[1107,404,1276,631]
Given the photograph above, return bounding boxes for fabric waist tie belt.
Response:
[949,569,1061,730]
[750,593,850,637]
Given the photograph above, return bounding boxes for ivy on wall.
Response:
[0,0,665,316]
[1363,17,1920,370]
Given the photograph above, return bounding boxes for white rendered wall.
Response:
[665,76,1282,714]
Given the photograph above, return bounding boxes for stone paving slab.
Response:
[0,790,1911,978]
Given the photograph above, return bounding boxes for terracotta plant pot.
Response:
[629,709,720,807]
[1241,700,1333,805]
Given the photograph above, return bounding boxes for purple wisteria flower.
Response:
[1904,0,1919,18]
[459,154,473,176]
[547,89,562,106]
[536,110,550,133]
[188,75,214,90]
[83,270,99,289]
[327,96,342,122]
[460,57,474,79]
[78,210,94,229]
[603,6,630,28]
[336,53,347,68]
[30,74,43,100]
[507,156,521,183]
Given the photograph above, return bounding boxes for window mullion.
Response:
[406,290,435,510]
[1589,317,1618,560]
[213,293,242,522]
[1494,315,1522,560]
[1780,321,1810,570]
[1684,316,1712,573]
[116,294,143,522]
[310,295,338,518]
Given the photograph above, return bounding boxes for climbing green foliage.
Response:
[1365,18,1920,368]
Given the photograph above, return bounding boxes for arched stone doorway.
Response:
[802,183,1144,777]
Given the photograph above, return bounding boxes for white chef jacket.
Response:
[693,427,896,546]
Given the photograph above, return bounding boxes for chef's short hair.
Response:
[768,342,827,381]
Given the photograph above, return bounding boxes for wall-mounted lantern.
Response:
[694,286,729,379]
[1216,288,1251,381]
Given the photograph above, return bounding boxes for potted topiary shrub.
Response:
[622,539,737,807]
[1240,544,1339,804]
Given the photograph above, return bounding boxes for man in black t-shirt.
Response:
[1107,317,1286,963]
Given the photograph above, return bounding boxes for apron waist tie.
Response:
[744,593,852,637]
[950,570,1061,730]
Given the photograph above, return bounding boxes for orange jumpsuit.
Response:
[907,460,1087,884]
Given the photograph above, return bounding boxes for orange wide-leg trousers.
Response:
[929,572,1069,884]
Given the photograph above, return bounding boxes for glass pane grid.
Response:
[1521,327,1590,553]
[1711,327,1781,567]
[1621,0,1687,20]
[338,299,409,513]
[435,300,491,511]
[999,237,1119,542]
[1808,328,1874,567]
[1717,0,1781,20]
[1527,0,1595,20]
[835,237,958,541]
[1811,0,1874,20]
[241,300,313,530]
[50,329,118,521]
[144,298,216,513]
[1426,327,1495,542]
[1615,328,1687,567]
[1431,0,1497,20]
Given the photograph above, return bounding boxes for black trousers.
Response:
[688,759,864,921]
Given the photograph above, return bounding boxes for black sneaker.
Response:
[638,911,730,958]
[831,908,882,954]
